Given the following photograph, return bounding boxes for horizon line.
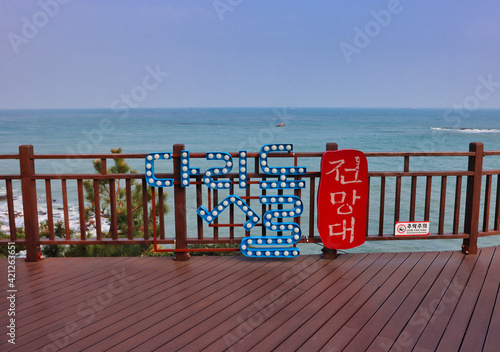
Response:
[1,106,500,111]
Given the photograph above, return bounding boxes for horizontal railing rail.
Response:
[1,142,499,261]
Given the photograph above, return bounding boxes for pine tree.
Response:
[67,147,168,256]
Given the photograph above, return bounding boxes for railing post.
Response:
[463,142,483,254]
[19,145,41,262]
[173,144,189,261]
[321,143,338,259]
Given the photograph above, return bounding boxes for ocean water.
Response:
[1,107,500,254]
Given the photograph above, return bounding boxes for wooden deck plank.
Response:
[38,255,241,351]
[8,258,156,317]
[435,246,495,352]
[1,256,80,296]
[1,246,500,352]
[483,253,500,352]
[73,256,292,351]
[250,252,395,352]
[172,255,343,352]
[459,246,500,351]
[410,247,486,352]
[329,251,442,352]
[296,252,418,352]
[179,253,364,352]
[1,257,128,326]
[1,256,78,276]
[3,258,153,349]
[241,253,387,352]
[2,257,120,292]
[114,256,317,352]
[16,257,131,310]
[393,249,479,352]
[365,251,463,352]
[5,256,232,351]
[8,257,165,349]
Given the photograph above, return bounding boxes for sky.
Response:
[1,0,500,109]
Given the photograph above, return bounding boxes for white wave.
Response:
[0,194,109,238]
[431,127,500,133]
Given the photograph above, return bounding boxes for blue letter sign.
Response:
[146,143,305,258]
[197,195,260,230]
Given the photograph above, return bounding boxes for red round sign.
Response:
[317,150,368,250]
[396,224,407,234]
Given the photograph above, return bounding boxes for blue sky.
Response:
[1,0,500,109]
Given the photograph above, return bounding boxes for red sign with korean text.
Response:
[317,150,368,249]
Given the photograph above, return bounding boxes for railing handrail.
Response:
[13,150,480,159]
[2,142,499,261]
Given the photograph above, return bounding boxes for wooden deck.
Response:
[1,246,500,351]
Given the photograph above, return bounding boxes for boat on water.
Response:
[276,122,285,127]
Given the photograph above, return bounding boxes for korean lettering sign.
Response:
[317,150,368,250]
[395,221,430,236]
[145,144,306,258]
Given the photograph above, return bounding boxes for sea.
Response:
[1,107,500,254]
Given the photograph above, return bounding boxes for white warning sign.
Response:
[395,221,430,236]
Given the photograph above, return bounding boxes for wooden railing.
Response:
[1,142,499,261]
